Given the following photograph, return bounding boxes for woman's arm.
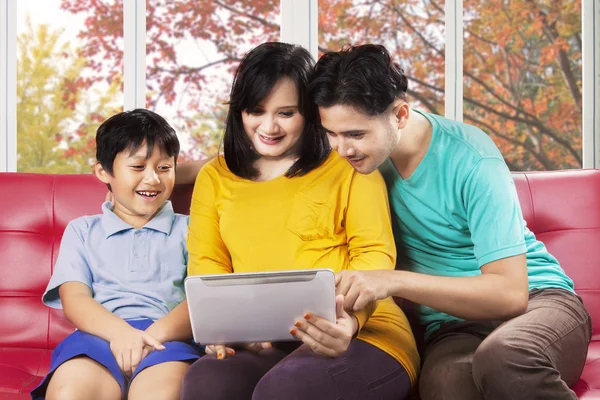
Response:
[342,170,397,332]
[187,162,233,276]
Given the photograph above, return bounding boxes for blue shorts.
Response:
[30,319,203,399]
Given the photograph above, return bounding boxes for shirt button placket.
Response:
[131,230,142,272]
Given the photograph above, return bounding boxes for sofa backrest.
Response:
[0,170,598,349]
[513,170,600,339]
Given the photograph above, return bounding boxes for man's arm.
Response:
[339,157,530,321]
[337,254,528,321]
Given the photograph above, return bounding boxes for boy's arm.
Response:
[59,282,138,341]
[338,158,529,320]
[145,300,192,343]
[175,157,214,185]
[342,170,398,333]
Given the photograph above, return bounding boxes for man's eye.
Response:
[349,133,364,139]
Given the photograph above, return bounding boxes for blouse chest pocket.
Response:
[286,192,334,241]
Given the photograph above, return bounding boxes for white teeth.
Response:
[138,191,158,197]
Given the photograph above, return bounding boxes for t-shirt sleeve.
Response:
[463,157,527,267]
[42,220,93,309]
[187,165,232,276]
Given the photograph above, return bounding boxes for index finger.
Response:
[335,272,343,285]
[142,332,165,351]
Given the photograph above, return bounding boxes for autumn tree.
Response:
[60,0,582,170]
[17,17,121,173]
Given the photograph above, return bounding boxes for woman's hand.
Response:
[205,342,271,359]
[335,270,391,311]
[291,294,358,357]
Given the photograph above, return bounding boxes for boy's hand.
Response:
[205,342,271,359]
[291,295,358,357]
[109,326,165,377]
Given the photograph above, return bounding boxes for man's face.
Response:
[318,104,400,174]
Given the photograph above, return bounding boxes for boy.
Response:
[310,45,591,400]
[31,109,201,400]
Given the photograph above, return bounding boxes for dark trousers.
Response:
[180,339,411,400]
[419,288,592,400]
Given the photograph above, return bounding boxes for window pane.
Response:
[16,0,124,173]
[463,0,582,170]
[146,0,281,160]
[319,0,446,114]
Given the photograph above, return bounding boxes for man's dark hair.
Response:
[309,44,408,115]
[223,42,330,179]
[96,108,180,176]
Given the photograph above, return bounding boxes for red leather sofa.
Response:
[0,170,599,399]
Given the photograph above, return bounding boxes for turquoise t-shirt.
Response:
[379,110,575,339]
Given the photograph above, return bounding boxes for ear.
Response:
[94,162,111,184]
[392,100,410,129]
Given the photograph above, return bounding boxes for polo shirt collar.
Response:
[101,200,175,238]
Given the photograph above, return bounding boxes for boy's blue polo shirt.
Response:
[43,201,189,321]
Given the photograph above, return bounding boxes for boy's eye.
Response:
[158,165,172,171]
[131,165,144,170]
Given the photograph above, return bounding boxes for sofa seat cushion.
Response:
[0,348,50,395]
[574,339,600,399]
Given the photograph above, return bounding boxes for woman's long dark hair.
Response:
[223,42,330,179]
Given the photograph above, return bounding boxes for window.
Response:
[16,0,123,173]
[145,1,280,160]
[463,0,582,170]
[318,0,446,114]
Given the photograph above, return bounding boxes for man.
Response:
[309,44,591,400]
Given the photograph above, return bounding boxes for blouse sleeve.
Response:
[344,169,397,331]
[187,164,232,276]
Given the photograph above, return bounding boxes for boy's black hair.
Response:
[309,44,408,115]
[96,108,180,176]
[223,42,330,179]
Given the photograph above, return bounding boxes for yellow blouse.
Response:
[187,152,420,384]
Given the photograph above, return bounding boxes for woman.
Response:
[182,42,419,400]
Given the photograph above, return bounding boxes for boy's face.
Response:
[95,142,176,228]
[318,104,400,174]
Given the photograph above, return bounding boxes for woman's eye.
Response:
[280,111,295,117]
[247,109,263,115]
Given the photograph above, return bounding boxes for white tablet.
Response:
[184,269,336,345]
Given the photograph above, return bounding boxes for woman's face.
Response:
[242,78,305,161]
